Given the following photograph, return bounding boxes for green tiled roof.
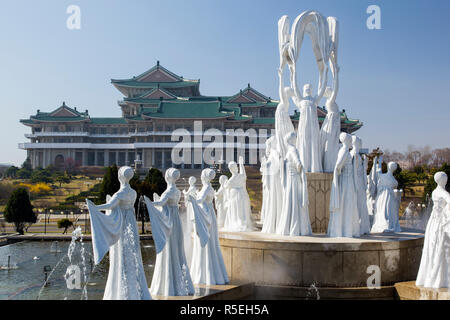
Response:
[222,106,252,121]
[143,101,233,119]
[112,80,199,89]
[90,118,128,124]
[252,118,275,124]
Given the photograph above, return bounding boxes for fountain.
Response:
[0,255,18,270]
[217,10,425,300]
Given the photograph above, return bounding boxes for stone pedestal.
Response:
[395,281,450,300]
[219,231,424,295]
[306,172,333,233]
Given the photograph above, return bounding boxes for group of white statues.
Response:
[258,11,404,237]
[87,166,230,300]
[83,10,449,300]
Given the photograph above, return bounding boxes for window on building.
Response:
[87,152,95,166]
[97,152,105,166]
[118,152,126,166]
[75,152,83,166]
[128,152,135,165]
[154,151,162,168]
[109,152,116,166]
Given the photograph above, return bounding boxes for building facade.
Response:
[20,62,362,169]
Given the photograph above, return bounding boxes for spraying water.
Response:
[0,255,19,270]
[37,227,90,300]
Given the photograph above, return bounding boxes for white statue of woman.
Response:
[261,137,283,234]
[367,155,381,219]
[293,83,323,173]
[223,156,254,232]
[275,67,295,160]
[370,162,402,233]
[276,132,311,236]
[319,86,341,172]
[328,133,360,238]
[144,168,195,296]
[181,176,197,267]
[215,175,229,230]
[416,171,450,289]
[188,169,229,285]
[86,166,151,300]
[351,136,371,235]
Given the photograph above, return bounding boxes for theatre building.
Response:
[20,62,362,169]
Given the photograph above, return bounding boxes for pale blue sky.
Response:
[1,0,449,165]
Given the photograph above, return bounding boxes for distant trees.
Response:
[392,165,416,196]
[130,168,167,234]
[30,168,53,183]
[5,166,19,178]
[98,165,120,203]
[383,146,450,169]
[4,187,36,234]
[57,218,73,234]
[54,172,71,187]
[423,163,450,201]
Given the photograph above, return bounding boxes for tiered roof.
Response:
[111,61,200,96]
[20,102,127,125]
[21,62,362,131]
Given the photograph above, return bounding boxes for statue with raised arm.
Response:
[86,166,151,300]
[275,16,296,161]
[188,169,229,285]
[320,17,340,172]
[327,133,360,238]
[370,162,402,233]
[223,156,254,232]
[144,168,195,296]
[416,171,450,289]
[287,11,340,173]
[292,83,324,173]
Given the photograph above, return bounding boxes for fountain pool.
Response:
[0,240,156,300]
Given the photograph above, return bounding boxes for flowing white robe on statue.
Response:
[276,145,311,236]
[296,98,323,173]
[370,174,402,233]
[261,149,283,234]
[86,192,151,300]
[416,192,450,288]
[260,157,268,224]
[275,107,295,161]
[182,186,197,267]
[144,189,195,297]
[319,108,340,173]
[328,149,360,238]
[223,173,254,232]
[352,153,371,235]
[188,186,229,285]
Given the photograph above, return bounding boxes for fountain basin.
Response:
[219,230,424,298]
